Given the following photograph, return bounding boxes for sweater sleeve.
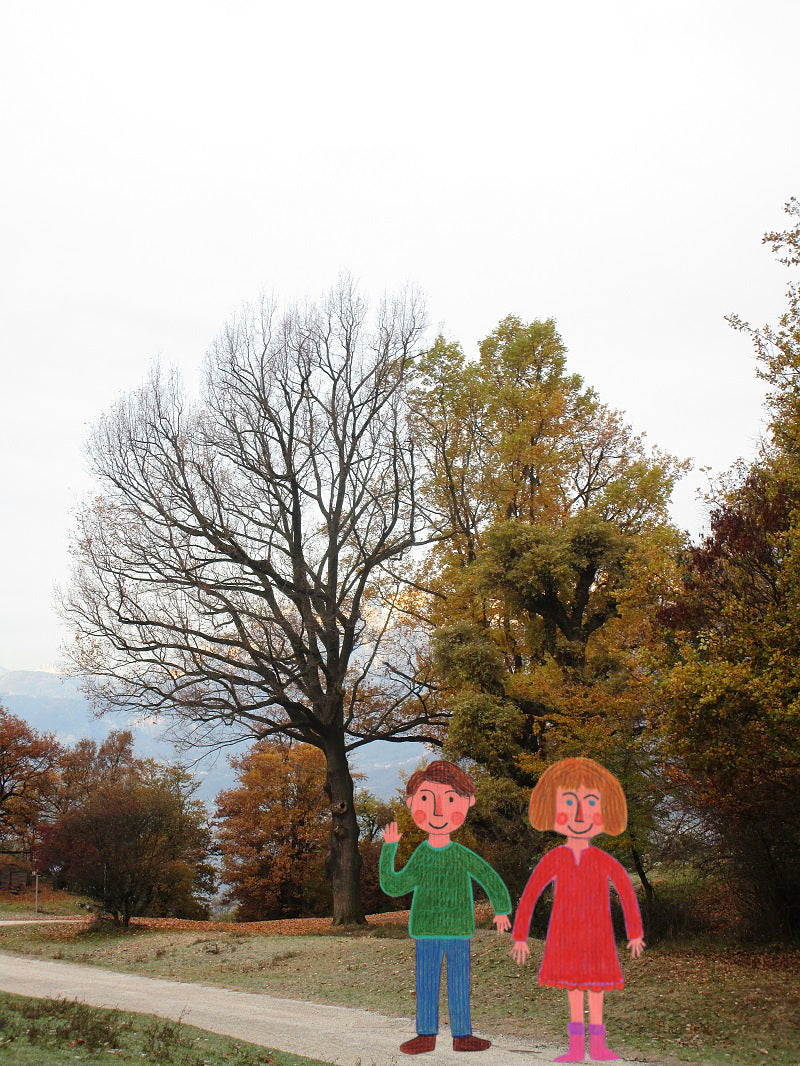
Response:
[606,853,644,940]
[511,849,559,941]
[379,842,419,897]
[462,848,512,916]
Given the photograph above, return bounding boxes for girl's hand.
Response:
[381,821,402,844]
[627,936,645,958]
[510,939,530,965]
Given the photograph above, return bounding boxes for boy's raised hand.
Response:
[381,821,402,844]
[510,939,530,965]
[493,913,511,933]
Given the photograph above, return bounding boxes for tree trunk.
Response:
[322,733,365,925]
[630,841,655,906]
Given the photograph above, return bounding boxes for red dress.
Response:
[512,845,643,992]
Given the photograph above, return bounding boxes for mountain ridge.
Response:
[0,669,425,804]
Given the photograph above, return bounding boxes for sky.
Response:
[1,1,798,672]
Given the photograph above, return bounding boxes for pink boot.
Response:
[554,1022,585,1062]
[588,1023,620,1061]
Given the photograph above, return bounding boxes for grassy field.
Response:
[1,908,798,1066]
[0,989,332,1065]
[0,884,92,916]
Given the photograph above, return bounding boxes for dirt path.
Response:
[0,951,600,1065]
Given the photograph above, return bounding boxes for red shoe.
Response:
[400,1034,436,1054]
[453,1035,492,1051]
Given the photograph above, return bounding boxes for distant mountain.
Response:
[0,669,95,706]
[0,670,427,805]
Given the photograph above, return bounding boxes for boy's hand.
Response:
[510,939,530,965]
[381,821,402,844]
[493,913,511,933]
[627,936,645,958]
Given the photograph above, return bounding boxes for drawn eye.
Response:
[566,799,574,806]
[448,796,454,803]
[588,800,596,807]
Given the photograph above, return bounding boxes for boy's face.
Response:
[406,779,475,835]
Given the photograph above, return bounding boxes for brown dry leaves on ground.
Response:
[130,901,499,935]
[130,909,411,935]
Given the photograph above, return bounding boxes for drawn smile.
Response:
[428,820,448,829]
[568,823,594,835]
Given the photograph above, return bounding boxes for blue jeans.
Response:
[415,937,471,1037]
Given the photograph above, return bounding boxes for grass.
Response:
[0,990,333,1065]
[0,884,93,917]
[1,916,798,1065]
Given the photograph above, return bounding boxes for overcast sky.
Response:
[1,2,797,672]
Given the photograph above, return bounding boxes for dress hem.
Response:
[538,979,625,992]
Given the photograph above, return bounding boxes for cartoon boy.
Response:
[380,760,512,1055]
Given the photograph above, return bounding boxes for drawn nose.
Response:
[433,794,442,815]
[576,798,585,821]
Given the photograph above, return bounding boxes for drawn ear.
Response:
[406,795,413,809]
[468,795,476,808]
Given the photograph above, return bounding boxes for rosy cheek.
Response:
[451,811,465,827]
[556,812,568,826]
[413,808,427,825]
[593,813,603,826]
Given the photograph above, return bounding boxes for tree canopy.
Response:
[407,319,685,891]
[660,199,800,938]
[215,740,331,920]
[0,706,61,856]
[39,731,214,925]
[62,279,444,924]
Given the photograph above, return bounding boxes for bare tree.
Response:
[62,279,443,923]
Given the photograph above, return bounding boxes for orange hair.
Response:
[528,757,627,836]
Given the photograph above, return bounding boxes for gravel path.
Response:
[0,951,596,1065]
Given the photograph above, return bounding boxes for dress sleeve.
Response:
[462,848,512,916]
[379,842,419,897]
[511,849,559,941]
[605,853,644,940]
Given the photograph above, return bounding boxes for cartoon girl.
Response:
[510,758,645,1062]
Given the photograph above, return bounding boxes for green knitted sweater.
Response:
[379,840,511,939]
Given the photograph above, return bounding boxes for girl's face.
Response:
[554,785,604,840]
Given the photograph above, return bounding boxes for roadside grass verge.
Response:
[0,990,332,1066]
[1,921,798,1065]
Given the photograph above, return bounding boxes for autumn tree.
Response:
[42,730,140,818]
[0,706,61,857]
[215,740,331,920]
[215,741,400,919]
[409,318,686,895]
[62,280,445,924]
[39,741,214,925]
[661,199,800,939]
